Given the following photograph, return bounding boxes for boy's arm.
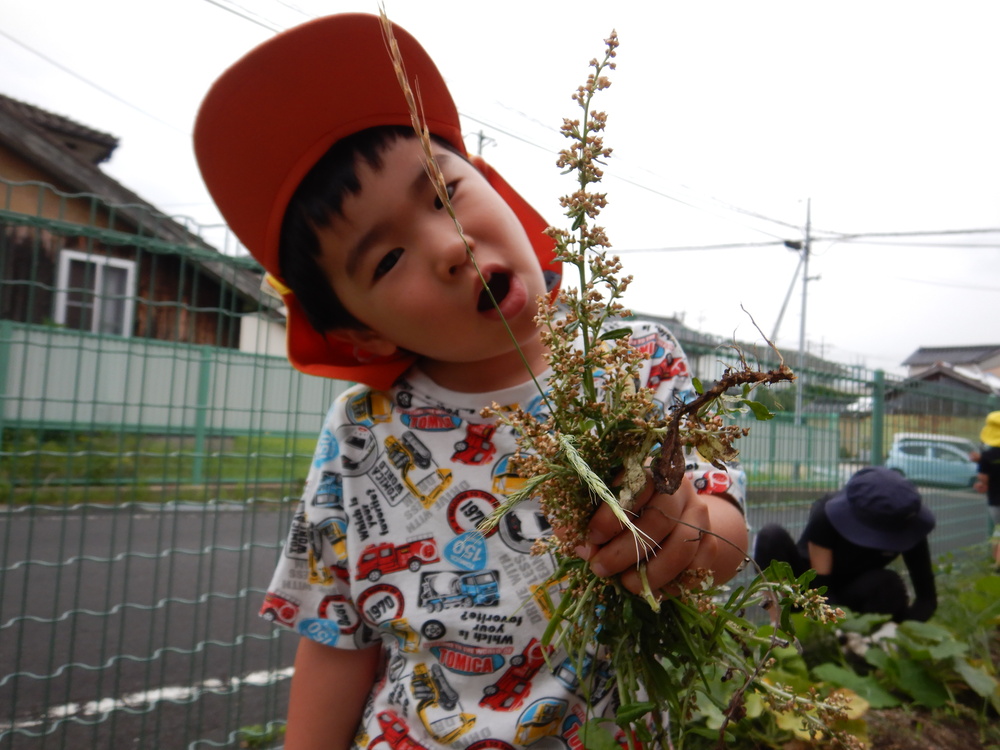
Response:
[974,471,988,493]
[284,637,381,750]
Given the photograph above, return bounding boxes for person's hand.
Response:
[573,472,746,597]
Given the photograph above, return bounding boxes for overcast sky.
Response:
[3,0,998,374]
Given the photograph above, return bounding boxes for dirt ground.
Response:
[863,708,999,750]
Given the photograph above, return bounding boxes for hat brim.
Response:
[194,13,560,388]
[825,485,935,553]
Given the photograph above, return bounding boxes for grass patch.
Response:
[0,428,314,503]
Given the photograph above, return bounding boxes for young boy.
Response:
[195,13,748,750]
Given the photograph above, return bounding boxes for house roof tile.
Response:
[0,94,119,164]
[901,344,1000,367]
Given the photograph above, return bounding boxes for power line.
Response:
[841,239,1000,249]
[0,29,184,135]
[825,227,1000,240]
[892,277,1000,292]
[461,117,801,241]
[615,240,786,254]
[615,226,1000,254]
[199,0,284,32]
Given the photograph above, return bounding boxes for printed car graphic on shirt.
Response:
[384,433,453,508]
[452,423,497,465]
[347,390,394,427]
[312,470,344,508]
[693,470,730,494]
[337,424,379,476]
[314,514,349,562]
[648,352,689,389]
[369,710,428,750]
[417,570,500,612]
[529,575,568,621]
[480,637,551,711]
[386,618,420,653]
[552,655,614,704]
[514,698,568,745]
[409,662,476,743]
[498,506,552,554]
[355,537,440,582]
[491,453,527,497]
[260,592,299,627]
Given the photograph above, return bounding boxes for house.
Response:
[0,93,280,351]
[902,345,1000,379]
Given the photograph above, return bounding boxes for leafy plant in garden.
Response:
[808,555,1000,728]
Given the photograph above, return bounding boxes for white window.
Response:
[54,249,136,336]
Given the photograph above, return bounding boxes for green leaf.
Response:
[812,663,901,708]
[745,400,774,421]
[616,701,657,725]
[642,654,676,698]
[599,327,632,341]
[863,647,893,674]
[952,658,1000,703]
[578,719,618,750]
[692,376,704,394]
[838,611,892,634]
[894,659,950,707]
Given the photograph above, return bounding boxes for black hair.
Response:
[279,125,464,334]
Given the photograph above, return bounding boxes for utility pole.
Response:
[473,130,495,156]
[794,199,812,426]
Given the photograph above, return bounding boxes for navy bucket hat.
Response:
[825,466,935,552]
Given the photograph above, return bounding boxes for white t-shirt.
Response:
[262,321,746,749]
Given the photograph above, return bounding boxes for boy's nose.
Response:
[432,222,474,276]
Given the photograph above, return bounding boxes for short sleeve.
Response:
[259,403,378,651]
[631,322,747,514]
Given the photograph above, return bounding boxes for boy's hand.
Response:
[574,473,748,596]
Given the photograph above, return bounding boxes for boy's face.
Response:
[314,136,550,391]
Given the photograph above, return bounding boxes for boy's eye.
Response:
[433,183,457,210]
[374,247,403,279]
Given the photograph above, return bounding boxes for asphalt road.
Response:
[0,502,300,749]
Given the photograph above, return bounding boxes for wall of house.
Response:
[0,146,117,228]
[239,313,287,357]
[1,214,245,348]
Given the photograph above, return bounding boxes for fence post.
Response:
[192,347,212,484]
[0,319,10,439]
[871,369,885,465]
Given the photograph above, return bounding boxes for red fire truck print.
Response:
[368,710,429,750]
[355,537,440,582]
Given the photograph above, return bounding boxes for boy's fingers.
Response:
[585,493,686,577]
[585,475,655,545]
[619,497,712,595]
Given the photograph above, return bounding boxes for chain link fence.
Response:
[1,182,995,748]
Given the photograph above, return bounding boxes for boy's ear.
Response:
[326,327,399,360]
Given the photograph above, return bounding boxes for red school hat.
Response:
[193,13,560,390]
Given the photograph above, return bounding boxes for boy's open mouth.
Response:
[477,272,511,312]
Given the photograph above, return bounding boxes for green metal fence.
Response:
[1,184,996,748]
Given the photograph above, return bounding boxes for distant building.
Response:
[902,345,1000,379]
[0,93,278,351]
